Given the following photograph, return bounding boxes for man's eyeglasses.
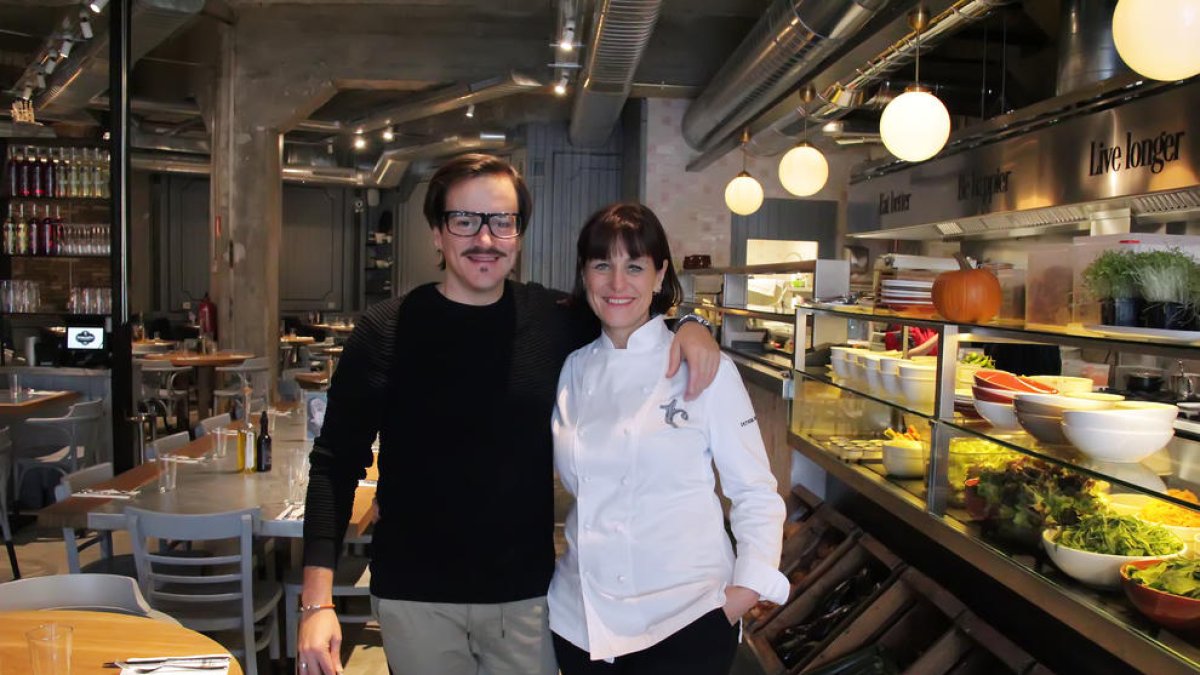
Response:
[442,211,524,239]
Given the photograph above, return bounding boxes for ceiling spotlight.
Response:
[102,130,110,140]
[59,40,73,58]
[465,104,475,118]
[381,127,395,142]
[326,141,335,155]
[87,0,109,14]
[559,20,576,51]
[553,76,568,96]
[353,136,367,150]
[20,85,33,100]
[44,54,58,75]
[79,13,93,39]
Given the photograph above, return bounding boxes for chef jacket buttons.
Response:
[618,575,627,582]
[621,477,629,486]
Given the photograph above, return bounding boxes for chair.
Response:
[195,413,232,438]
[127,507,281,675]
[13,399,105,503]
[283,554,372,659]
[148,431,191,460]
[53,462,134,575]
[0,573,179,624]
[138,360,192,433]
[1,427,18,579]
[213,357,269,419]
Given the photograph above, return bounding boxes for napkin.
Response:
[277,504,305,521]
[118,655,230,674]
[171,456,205,464]
[74,489,138,500]
[358,478,377,487]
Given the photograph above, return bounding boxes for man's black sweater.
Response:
[303,281,595,603]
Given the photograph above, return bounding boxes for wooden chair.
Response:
[127,507,281,675]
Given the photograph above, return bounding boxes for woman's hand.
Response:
[297,609,343,674]
[667,321,720,401]
[722,585,760,625]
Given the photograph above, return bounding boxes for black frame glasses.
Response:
[442,211,525,239]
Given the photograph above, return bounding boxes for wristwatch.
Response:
[676,313,713,333]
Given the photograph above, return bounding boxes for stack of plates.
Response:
[880,279,934,310]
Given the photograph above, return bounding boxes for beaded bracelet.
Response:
[299,603,336,614]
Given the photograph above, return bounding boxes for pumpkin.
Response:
[932,257,1002,323]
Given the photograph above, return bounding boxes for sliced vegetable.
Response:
[1128,559,1200,599]
[1057,513,1184,556]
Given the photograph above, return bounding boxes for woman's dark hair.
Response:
[571,202,682,317]
[423,153,533,231]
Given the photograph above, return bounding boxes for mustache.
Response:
[461,247,507,258]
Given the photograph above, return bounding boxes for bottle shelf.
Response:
[2,196,109,206]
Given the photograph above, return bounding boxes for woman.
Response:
[548,203,789,674]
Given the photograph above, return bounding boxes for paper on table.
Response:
[276,505,305,521]
[74,489,137,500]
[172,456,205,464]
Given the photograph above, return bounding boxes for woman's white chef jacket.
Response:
[548,316,790,661]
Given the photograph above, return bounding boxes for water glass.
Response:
[214,428,237,460]
[287,450,310,506]
[26,624,72,675]
[157,454,178,492]
[7,372,20,400]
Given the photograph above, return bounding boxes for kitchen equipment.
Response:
[682,255,711,269]
[1127,371,1165,394]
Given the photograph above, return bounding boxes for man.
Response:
[297,154,719,675]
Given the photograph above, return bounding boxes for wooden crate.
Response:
[750,535,905,675]
[747,506,861,634]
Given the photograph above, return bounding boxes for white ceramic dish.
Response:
[898,362,937,380]
[881,279,934,289]
[1013,393,1116,416]
[1062,423,1175,463]
[1061,403,1179,430]
[901,376,936,407]
[1026,375,1096,395]
[1042,528,1184,589]
[973,399,1022,431]
[882,441,927,478]
[1014,410,1072,446]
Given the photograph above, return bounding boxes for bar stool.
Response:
[13,399,105,505]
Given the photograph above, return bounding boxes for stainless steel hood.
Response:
[846,77,1200,241]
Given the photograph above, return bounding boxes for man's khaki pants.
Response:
[372,596,557,675]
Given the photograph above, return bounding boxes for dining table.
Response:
[0,609,243,675]
[0,389,79,416]
[142,351,254,419]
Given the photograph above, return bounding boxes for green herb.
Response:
[1134,248,1199,304]
[960,353,995,369]
[1083,250,1140,300]
[1057,513,1183,556]
[968,458,1105,538]
[1129,560,1200,599]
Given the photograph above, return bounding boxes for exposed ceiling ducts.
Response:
[347,72,541,135]
[568,0,664,148]
[34,0,205,121]
[681,0,893,155]
[1055,0,1128,96]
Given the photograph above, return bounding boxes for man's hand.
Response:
[297,567,342,674]
[721,585,760,626]
[667,320,720,401]
[371,497,381,523]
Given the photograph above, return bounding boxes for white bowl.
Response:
[881,371,903,398]
[882,441,927,478]
[1061,404,1179,432]
[901,377,936,407]
[1107,493,1200,539]
[1042,528,1184,589]
[1013,393,1115,417]
[1014,410,1071,445]
[831,357,853,379]
[1026,375,1096,395]
[898,362,937,381]
[1062,423,1175,463]
[973,399,1022,431]
[864,363,884,394]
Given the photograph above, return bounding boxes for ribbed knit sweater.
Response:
[303,281,596,603]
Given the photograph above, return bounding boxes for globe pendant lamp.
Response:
[879,7,950,163]
[725,129,764,216]
[779,142,829,196]
[1113,0,1200,81]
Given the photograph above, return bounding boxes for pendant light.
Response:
[879,7,951,163]
[778,87,829,197]
[1113,0,1200,81]
[725,129,764,216]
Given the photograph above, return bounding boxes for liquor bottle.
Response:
[15,204,27,255]
[236,388,256,473]
[67,148,79,198]
[42,204,55,256]
[6,146,19,197]
[50,148,62,197]
[30,148,43,198]
[27,206,40,255]
[43,146,55,198]
[52,206,64,256]
[58,148,71,197]
[79,148,92,198]
[16,147,30,197]
[255,410,272,472]
[92,148,104,199]
[2,204,14,255]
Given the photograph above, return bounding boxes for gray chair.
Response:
[0,573,179,624]
[148,431,191,460]
[127,507,281,675]
[214,357,269,419]
[54,462,131,575]
[139,360,192,432]
[282,554,372,659]
[14,399,105,502]
[1,427,18,579]
[195,412,232,438]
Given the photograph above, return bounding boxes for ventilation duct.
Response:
[1055,0,1129,96]
[348,73,541,135]
[681,0,891,153]
[35,0,205,120]
[568,0,664,147]
[682,0,1005,171]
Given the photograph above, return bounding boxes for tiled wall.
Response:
[643,97,870,266]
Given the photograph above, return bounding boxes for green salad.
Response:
[1128,560,1200,599]
[1056,514,1184,556]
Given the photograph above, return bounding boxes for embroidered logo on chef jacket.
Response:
[659,398,689,428]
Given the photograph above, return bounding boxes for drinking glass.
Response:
[214,428,237,462]
[26,624,72,675]
[287,449,310,506]
[7,372,20,400]
[157,453,178,492]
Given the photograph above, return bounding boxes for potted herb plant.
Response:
[1134,248,1197,330]
[1082,249,1141,327]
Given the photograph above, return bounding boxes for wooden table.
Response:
[294,372,330,390]
[0,389,79,415]
[132,339,177,354]
[279,335,315,345]
[0,610,242,675]
[143,351,254,419]
[37,413,377,541]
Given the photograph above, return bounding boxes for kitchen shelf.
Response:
[1,196,109,206]
[3,254,109,260]
[680,301,796,324]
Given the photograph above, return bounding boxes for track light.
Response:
[326,141,335,155]
[79,13,93,39]
[553,76,568,96]
[465,104,475,118]
[559,20,576,51]
[59,40,73,58]
[353,135,367,151]
[35,72,46,89]
[87,0,109,14]
[381,127,395,142]
[44,54,58,75]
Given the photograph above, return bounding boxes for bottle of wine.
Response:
[30,147,43,198]
[15,203,28,255]
[27,205,40,256]
[42,204,55,256]
[17,147,31,197]
[43,146,56,198]
[78,148,91,198]
[255,410,272,472]
[2,204,15,255]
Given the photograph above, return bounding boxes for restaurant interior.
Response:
[4,0,1200,673]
